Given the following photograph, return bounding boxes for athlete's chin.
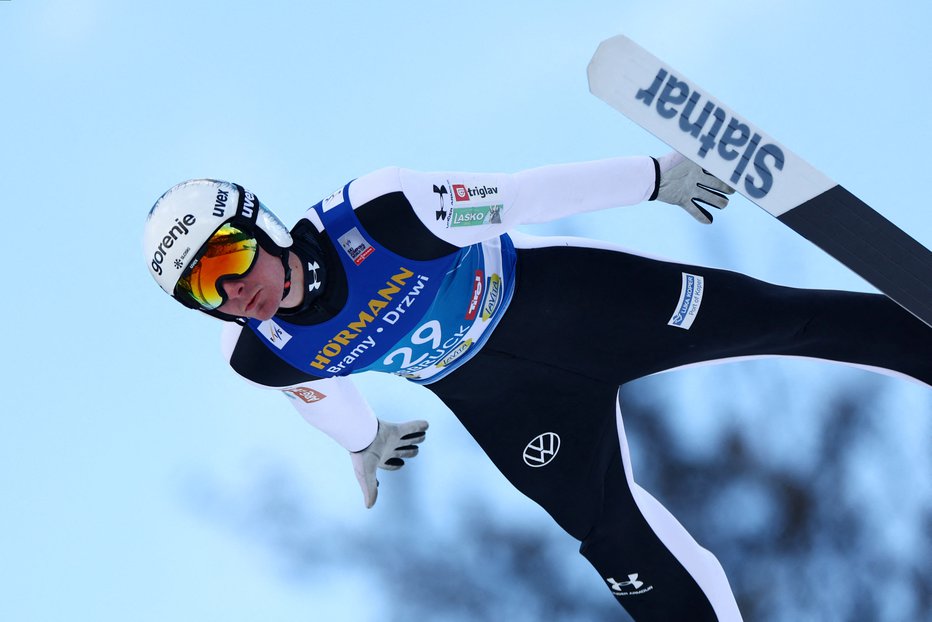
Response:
[243,289,280,321]
[252,297,280,321]
[250,305,277,322]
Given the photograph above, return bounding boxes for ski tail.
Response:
[588,35,932,328]
[781,185,932,324]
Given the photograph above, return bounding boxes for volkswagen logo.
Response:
[523,432,561,467]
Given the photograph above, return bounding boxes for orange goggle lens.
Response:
[176,224,258,310]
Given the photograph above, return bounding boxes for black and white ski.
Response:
[588,35,932,328]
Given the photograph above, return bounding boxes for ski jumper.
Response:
[221,160,932,622]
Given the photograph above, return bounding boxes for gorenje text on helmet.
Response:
[150,214,196,275]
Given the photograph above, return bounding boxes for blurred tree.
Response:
[187,462,623,620]
[619,371,932,622]
[187,368,930,621]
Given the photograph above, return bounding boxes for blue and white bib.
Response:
[248,183,516,384]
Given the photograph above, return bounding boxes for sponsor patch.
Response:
[607,574,654,597]
[465,270,484,320]
[213,188,229,217]
[437,338,472,368]
[257,319,292,349]
[283,386,327,403]
[432,184,449,222]
[481,273,502,321]
[338,227,375,265]
[668,272,704,330]
[450,205,502,227]
[322,188,345,212]
[452,183,499,202]
[308,267,425,373]
[149,213,197,277]
[523,432,561,467]
[176,247,192,270]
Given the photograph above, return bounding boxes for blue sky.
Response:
[1,1,930,620]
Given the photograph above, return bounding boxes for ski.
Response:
[588,35,932,328]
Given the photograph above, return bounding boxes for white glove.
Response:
[652,152,735,224]
[350,419,428,508]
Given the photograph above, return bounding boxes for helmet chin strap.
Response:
[280,251,292,300]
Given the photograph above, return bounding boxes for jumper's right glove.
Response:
[652,151,735,224]
[350,419,428,509]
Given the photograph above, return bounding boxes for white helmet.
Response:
[144,179,292,313]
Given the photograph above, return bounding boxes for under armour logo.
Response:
[307,261,321,291]
[522,432,560,467]
[432,184,448,221]
[607,574,644,594]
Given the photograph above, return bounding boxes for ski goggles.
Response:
[175,223,258,310]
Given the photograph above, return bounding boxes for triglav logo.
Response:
[452,183,499,203]
[523,432,560,467]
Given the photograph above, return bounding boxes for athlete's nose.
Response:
[222,278,247,302]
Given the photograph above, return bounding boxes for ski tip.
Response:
[587,34,636,95]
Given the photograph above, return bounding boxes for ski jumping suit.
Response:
[220,159,932,622]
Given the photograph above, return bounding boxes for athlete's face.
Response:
[217,245,285,321]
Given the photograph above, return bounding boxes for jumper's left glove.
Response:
[350,419,428,509]
[652,151,735,224]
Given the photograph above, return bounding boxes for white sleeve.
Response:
[277,376,379,452]
[220,324,378,452]
[390,156,657,246]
